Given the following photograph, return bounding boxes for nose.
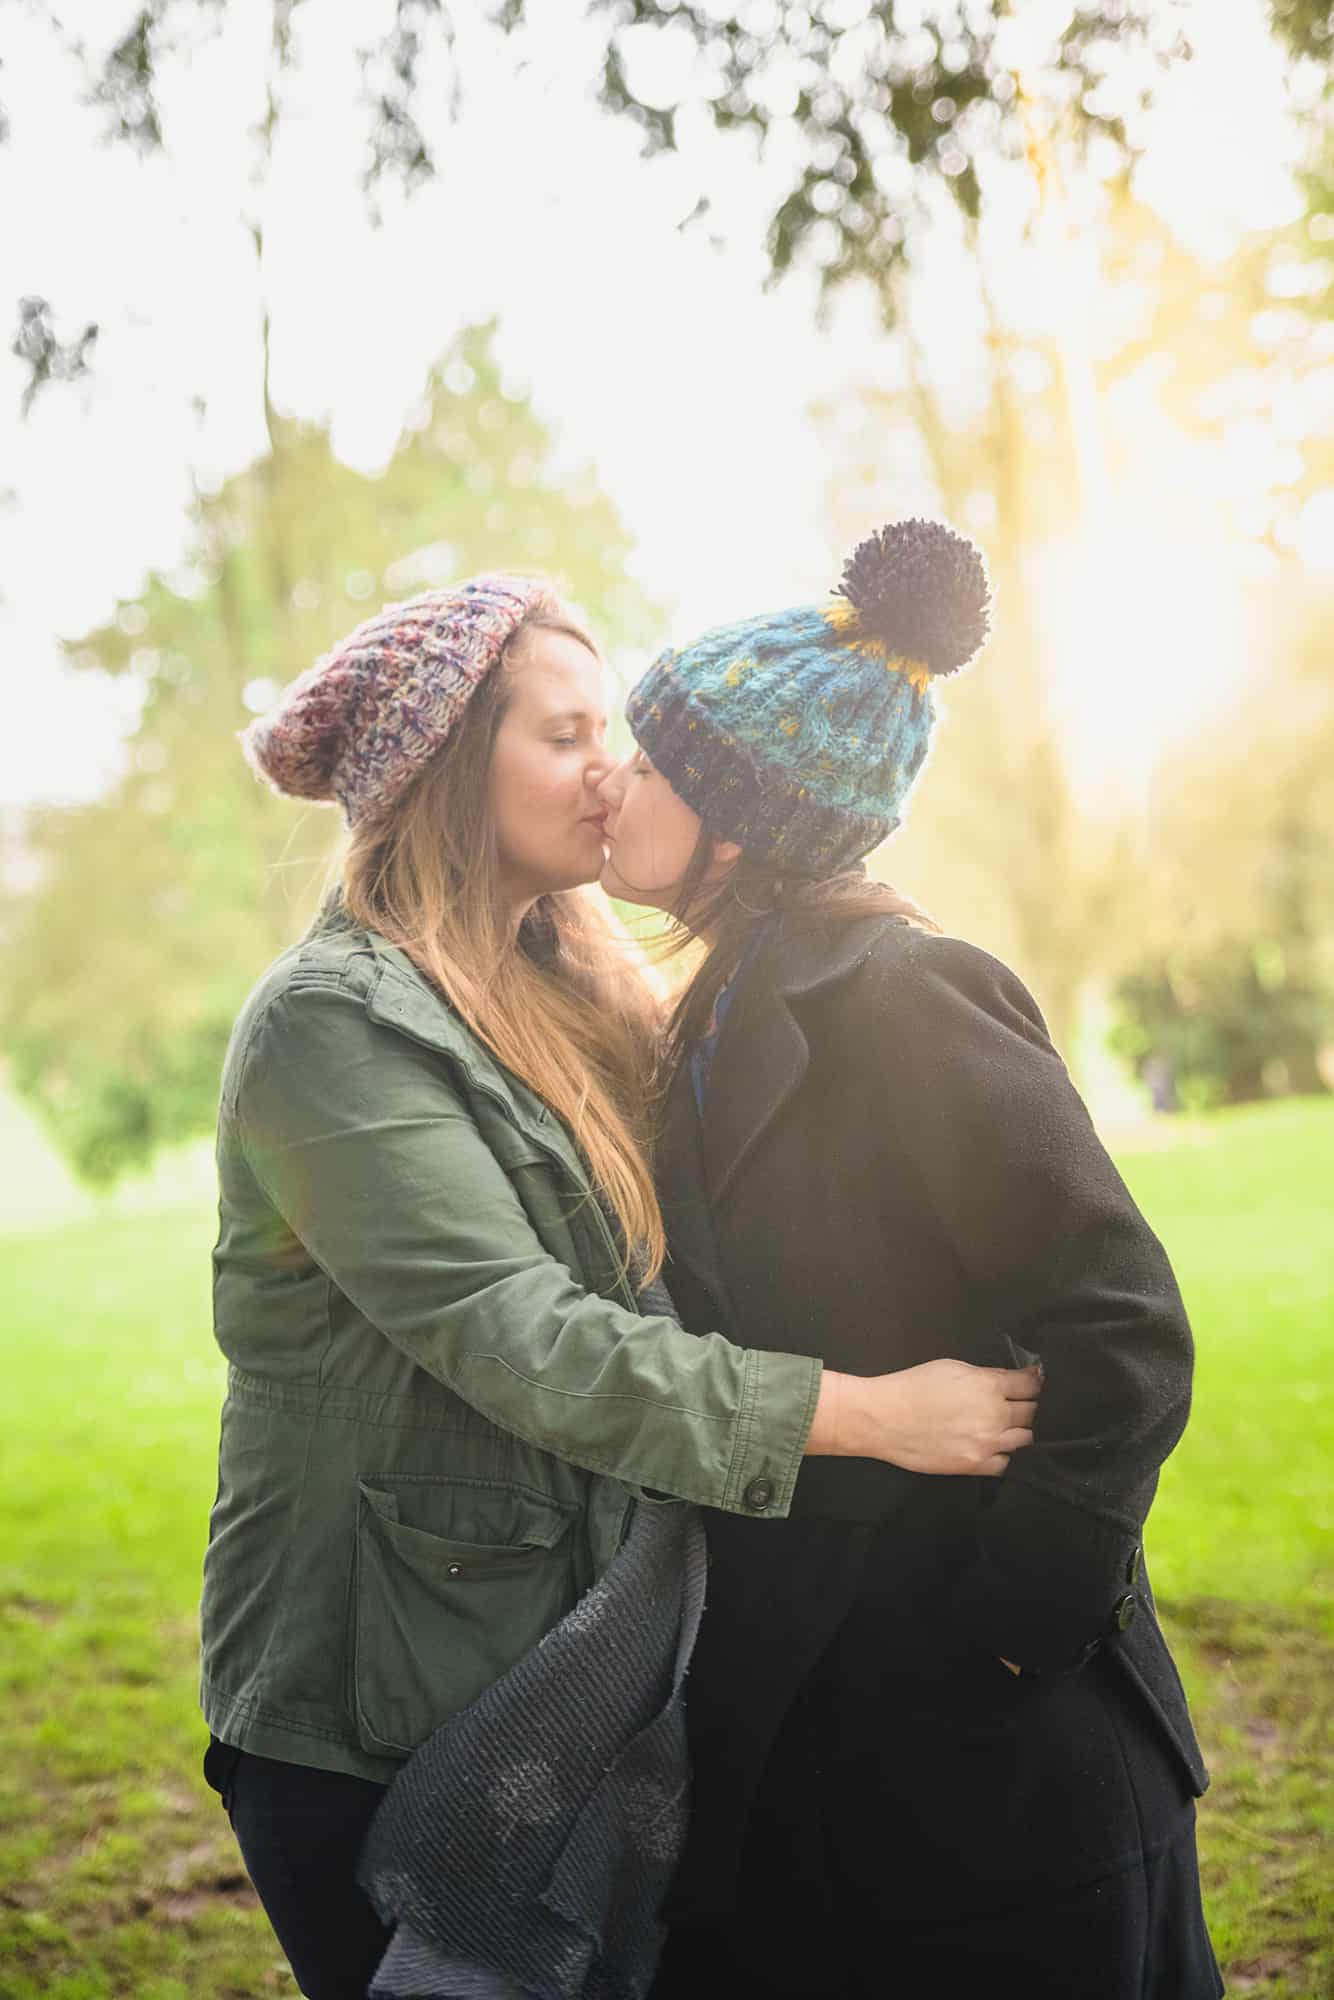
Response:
[581,735,613,793]
[596,756,630,809]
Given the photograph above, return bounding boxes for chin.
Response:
[549,854,607,895]
[598,863,640,905]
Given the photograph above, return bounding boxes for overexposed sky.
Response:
[0,0,1316,809]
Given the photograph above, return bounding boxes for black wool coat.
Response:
[656,912,1209,1923]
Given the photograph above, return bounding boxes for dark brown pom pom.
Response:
[835,517,991,677]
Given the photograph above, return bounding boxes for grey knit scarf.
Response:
[357,1266,706,2000]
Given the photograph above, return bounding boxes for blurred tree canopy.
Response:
[1111,593,1334,1105]
[813,280,1126,1055]
[0,322,657,1182]
[11,2,1334,410]
[811,172,1334,1078]
[4,0,1192,409]
[571,0,1182,297]
[1269,0,1334,65]
[13,3,1334,413]
[5,0,1333,1157]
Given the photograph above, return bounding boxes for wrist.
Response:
[807,1368,849,1456]
[806,1369,875,1458]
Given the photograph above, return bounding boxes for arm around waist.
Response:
[233,982,820,1517]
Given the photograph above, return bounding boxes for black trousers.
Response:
[204,1737,390,2000]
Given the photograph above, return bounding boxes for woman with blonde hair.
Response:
[596,520,1221,1998]
[201,575,1040,2000]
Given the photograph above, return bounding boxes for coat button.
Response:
[447,1562,463,1578]
[1125,1545,1143,1585]
[1111,1591,1137,1632]
[743,1477,774,1512]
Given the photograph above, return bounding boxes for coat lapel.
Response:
[655,1059,733,1327]
[702,915,890,1209]
[704,960,810,1209]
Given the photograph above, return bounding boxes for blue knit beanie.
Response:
[626,519,990,874]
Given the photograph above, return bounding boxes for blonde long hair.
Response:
[341,597,666,1285]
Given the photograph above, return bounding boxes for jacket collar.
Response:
[696,912,891,1208]
[309,895,546,1126]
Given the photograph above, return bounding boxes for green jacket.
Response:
[201,902,821,1780]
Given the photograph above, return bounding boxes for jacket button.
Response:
[1111,1591,1138,1632]
[743,1477,774,1512]
[1125,1545,1143,1585]
[447,1562,463,1578]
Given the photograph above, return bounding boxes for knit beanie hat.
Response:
[625,519,990,875]
[241,574,548,826]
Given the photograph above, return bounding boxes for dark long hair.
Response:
[658,829,939,1079]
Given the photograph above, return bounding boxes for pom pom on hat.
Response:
[835,517,990,677]
[625,515,993,875]
[242,654,355,804]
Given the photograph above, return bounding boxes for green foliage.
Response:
[1269,0,1334,67]
[12,0,437,174]
[596,1,1174,303]
[1,1098,1330,1993]
[0,321,658,1185]
[1117,592,1334,1110]
[9,298,99,417]
[1113,945,1334,1110]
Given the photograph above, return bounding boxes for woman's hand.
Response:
[807,1359,1041,1476]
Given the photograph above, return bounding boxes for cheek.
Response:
[620,783,699,881]
[492,745,574,825]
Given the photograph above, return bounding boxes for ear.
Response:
[712,836,743,868]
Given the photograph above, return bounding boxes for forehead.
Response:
[507,628,608,722]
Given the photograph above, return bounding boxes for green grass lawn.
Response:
[3,1098,1332,1998]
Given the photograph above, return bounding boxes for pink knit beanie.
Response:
[241,574,549,826]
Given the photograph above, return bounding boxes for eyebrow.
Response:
[544,709,608,728]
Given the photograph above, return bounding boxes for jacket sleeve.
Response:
[235,983,820,1517]
[864,930,1193,1670]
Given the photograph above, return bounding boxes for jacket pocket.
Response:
[352,1477,577,1757]
[1103,1611,1210,1797]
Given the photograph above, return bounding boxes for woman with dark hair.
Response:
[202,575,1039,1999]
[597,521,1221,1999]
